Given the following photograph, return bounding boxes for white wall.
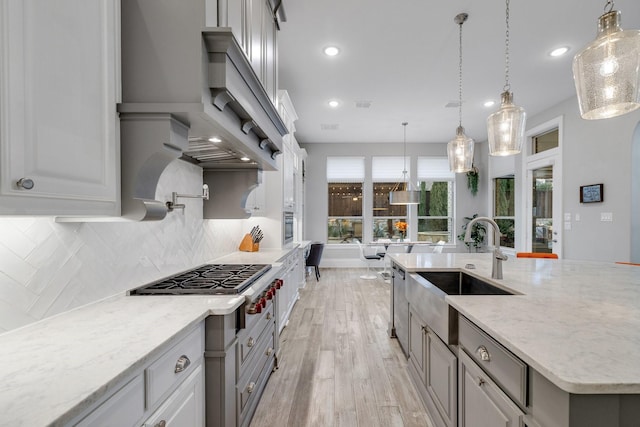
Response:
[524,97,640,262]
[0,160,282,333]
[302,96,640,264]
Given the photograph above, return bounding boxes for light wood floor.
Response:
[250,268,434,427]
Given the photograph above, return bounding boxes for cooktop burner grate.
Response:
[130,264,271,295]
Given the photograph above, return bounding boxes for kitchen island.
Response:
[0,246,302,427]
[388,252,640,427]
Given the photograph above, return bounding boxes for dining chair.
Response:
[356,240,383,279]
[305,242,325,281]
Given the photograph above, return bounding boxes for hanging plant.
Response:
[466,165,479,196]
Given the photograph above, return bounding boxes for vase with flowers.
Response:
[395,221,408,241]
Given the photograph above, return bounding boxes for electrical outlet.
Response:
[600,212,613,222]
[575,213,581,221]
[564,213,571,221]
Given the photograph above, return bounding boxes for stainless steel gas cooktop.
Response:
[129,264,272,295]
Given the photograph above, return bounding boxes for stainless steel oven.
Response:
[283,211,294,244]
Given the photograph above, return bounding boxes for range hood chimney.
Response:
[118,1,287,220]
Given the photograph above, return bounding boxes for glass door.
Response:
[530,166,554,253]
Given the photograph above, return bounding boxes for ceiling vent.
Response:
[355,100,372,108]
[320,123,340,131]
[445,101,462,108]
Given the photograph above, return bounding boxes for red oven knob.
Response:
[267,289,275,299]
[254,302,262,313]
[275,279,283,289]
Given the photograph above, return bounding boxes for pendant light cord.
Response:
[503,0,511,92]
[402,122,408,178]
[458,18,463,128]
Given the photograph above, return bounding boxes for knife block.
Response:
[239,234,259,252]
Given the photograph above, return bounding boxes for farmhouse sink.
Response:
[407,271,514,344]
[416,271,514,295]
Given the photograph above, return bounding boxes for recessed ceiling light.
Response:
[328,99,340,108]
[240,156,251,162]
[549,46,570,57]
[483,100,496,107]
[324,46,340,56]
[208,137,222,143]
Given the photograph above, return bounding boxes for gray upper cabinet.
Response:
[0,0,120,216]
[218,0,280,104]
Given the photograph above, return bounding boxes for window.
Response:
[417,157,454,243]
[532,129,558,154]
[372,157,407,239]
[494,175,515,248]
[327,157,364,244]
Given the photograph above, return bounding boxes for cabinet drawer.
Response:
[76,374,144,427]
[142,364,204,427]
[146,324,204,409]
[237,329,275,421]
[238,301,274,370]
[458,315,527,407]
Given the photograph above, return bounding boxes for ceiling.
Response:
[277,0,640,144]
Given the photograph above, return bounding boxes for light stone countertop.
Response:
[387,252,640,394]
[0,246,301,427]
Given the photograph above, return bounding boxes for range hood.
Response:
[118,1,287,220]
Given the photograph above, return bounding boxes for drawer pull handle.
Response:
[476,345,491,362]
[266,347,273,356]
[478,377,486,387]
[247,337,255,348]
[154,420,167,427]
[17,178,35,190]
[247,382,256,393]
[266,312,272,320]
[174,355,191,373]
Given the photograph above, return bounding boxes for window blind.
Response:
[326,157,365,182]
[372,156,408,182]
[417,157,454,180]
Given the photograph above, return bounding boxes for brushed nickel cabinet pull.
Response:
[247,382,256,393]
[16,178,35,190]
[266,347,273,356]
[154,420,166,427]
[476,345,491,362]
[247,337,255,347]
[174,355,191,373]
[478,377,486,387]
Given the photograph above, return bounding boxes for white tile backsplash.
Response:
[0,159,244,333]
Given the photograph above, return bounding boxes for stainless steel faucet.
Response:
[464,216,507,279]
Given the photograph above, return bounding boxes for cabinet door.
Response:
[143,363,205,427]
[246,184,266,216]
[408,309,426,380]
[426,331,457,427]
[459,351,524,427]
[0,0,119,215]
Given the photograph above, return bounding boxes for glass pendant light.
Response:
[448,13,474,173]
[389,122,420,205]
[487,0,527,156]
[573,1,640,120]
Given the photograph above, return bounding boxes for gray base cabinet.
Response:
[458,350,524,427]
[408,307,457,427]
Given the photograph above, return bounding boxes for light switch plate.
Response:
[575,213,581,221]
[564,221,572,230]
[564,213,571,221]
[601,212,613,222]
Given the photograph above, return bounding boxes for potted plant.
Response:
[457,214,486,252]
[395,221,408,240]
[466,166,479,196]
